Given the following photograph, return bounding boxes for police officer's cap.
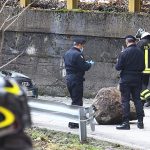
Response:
[125,35,136,42]
[73,38,86,45]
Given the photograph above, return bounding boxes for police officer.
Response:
[64,38,94,129]
[115,35,145,130]
[136,28,150,107]
[0,77,33,150]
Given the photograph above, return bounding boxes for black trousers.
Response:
[67,80,83,106]
[120,83,144,122]
[142,74,150,89]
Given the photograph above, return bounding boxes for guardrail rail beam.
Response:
[29,99,95,143]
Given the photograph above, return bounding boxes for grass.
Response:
[26,127,135,150]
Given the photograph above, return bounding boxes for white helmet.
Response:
[135,28,150,39]
[135,28,145,39]
[141,32,150,39]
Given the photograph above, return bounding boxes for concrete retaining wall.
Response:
[1,8,150,97]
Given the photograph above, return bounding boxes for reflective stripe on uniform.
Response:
[143,47,150,74]
[145,49,148,68]
[144,92,150,99]
[143,70,150,74]
[0,106,15,128]
[141,89,149,96]
[140,96,145,101]
[140,89,150,101]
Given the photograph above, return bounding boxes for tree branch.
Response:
[6,13,19,22]
[0,0,9,14]
[4,1,35,32]
[0,50,25,70]
[0,14,10,31]
[0,0,36,68]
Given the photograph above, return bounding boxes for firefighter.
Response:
[115,35,145,130]
[135,28,150,107]
[64,38,94,129]
[0,76,33,150]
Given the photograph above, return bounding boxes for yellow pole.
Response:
[67,0,78,10]
[128,0,141,13]
[20,0,30,7]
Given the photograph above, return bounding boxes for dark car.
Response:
[0,70,38,98]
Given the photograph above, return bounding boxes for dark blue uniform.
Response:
[115,44,145,122]
[64,47,91,106]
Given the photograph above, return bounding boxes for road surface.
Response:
[30,96,150,150]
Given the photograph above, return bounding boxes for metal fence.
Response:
[28,99,95,142]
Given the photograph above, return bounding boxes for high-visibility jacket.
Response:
[137,38,150,74]
[143,44,150,74]
[137,38,150,101]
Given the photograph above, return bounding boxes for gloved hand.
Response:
[89,60,94,65]
[86,60,95,65]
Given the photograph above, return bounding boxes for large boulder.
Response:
[92,87,137,125]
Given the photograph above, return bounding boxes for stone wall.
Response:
[1,8,150,97]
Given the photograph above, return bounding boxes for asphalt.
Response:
[31,96,150,150]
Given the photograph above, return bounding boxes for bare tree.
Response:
[0,0,35,69]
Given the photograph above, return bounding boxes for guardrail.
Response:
[28,99,95,142]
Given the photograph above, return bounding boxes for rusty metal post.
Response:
[20,0,30,7]
[128,0,141,13]
[67,0,78,10]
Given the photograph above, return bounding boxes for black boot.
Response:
[68,122,79,129]
[116,122,130,130]
[137,121,144,129]
[137,117,144,129]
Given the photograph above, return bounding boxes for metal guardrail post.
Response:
[79,107,87,142]
[29,99,95,142]
[88,106,95,131]
[85,106,95,131]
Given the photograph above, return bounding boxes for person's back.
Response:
[121,45,144,71]
[137,38,150,51]
[136,29,150,107]
[64,46,91,81]
[116,44,145,84]
[137,36,150,68]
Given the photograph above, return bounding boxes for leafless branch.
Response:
[0,14,10,30]
[4,1,35,32]
[6,13,19,22]
[0,0,9,14]
[0,50,25,70]
[0,0,36,68]
[0,14,10,64]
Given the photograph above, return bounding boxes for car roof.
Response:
[0,70,30,79]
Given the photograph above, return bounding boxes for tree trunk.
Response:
[0,30,2,66]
